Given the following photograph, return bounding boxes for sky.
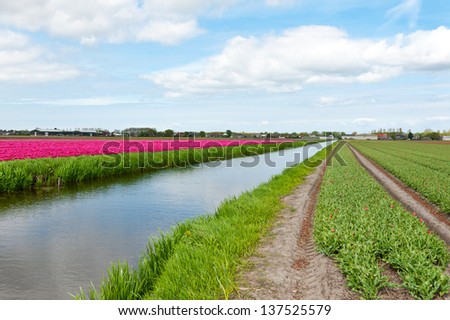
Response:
[0,0,450,134]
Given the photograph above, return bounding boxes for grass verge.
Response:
[314,144,449,299]
[0,141,308,193]
[73,143,334,299]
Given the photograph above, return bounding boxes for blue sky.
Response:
[0,0,449,133]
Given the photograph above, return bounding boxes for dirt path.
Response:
[238,143,450,300]
[237,162,357,300]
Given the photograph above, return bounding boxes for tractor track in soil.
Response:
[237,144,357,300]
[238,142,450,300]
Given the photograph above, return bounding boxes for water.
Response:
[0,142,331,299]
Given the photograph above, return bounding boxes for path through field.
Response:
[238,143,450,300]
[237,161,357,299]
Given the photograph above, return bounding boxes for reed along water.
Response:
[0,141,332,299]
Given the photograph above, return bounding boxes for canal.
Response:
[0,141,332,299]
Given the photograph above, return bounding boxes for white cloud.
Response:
[136,19,204,45]
[352,118,376,126]
[386,0,421,28]
[144,25,450,96]
[37,96,141,106]
[0,29,29,49]
[318,96,338,105]
[425,116,450,122]
[265,0,297,6]
[0,29,80,82]
[0,0,235,45]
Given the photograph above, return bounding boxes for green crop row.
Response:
[350,141,450,213]
[0,141,308,193]
[314,144,449,299]
[73,144,334,300]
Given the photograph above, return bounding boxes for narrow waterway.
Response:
[0,142,332,299]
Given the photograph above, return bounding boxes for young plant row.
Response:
[73,145,334,300]
[0,141,307,193]
[314,144,449,299]
[350,141,450,213]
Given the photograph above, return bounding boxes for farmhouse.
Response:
[443,136,450,141]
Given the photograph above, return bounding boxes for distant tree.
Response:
[137,128,157,137]
[427,132,441,140]
[408,131,414,140]
[199,131,206,137]
[225,129,232,138]
[311,131,319,136]
[164,129,174,137]
[16,130,30,136]
[332,131,343,139]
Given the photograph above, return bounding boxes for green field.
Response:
[350,141,450,213]
[314,144,449,299]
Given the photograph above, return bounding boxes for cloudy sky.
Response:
[1,0,449,133]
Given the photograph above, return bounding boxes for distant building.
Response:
[112,130,122,136]
[319,135,335,140]
[395,134,407,140]
[443,136,450,141]
[30,128,101,137]
[377,134,388,140]
[0,129,15,135]
[342,135,378,140]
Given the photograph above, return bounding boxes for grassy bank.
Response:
[314,144,449,299]
[74,143,334,300]
[0,141,308,193]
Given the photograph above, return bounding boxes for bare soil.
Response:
[237,143,450,300]
[237,162,358,300]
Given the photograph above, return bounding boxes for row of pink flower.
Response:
[0,139,281,161]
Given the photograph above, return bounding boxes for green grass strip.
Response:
[74,144,334,300]
[0,141,308,193]
[314,144,449,300]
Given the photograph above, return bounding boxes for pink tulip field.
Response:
[0,138,301,193]
[0,139,276,161]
